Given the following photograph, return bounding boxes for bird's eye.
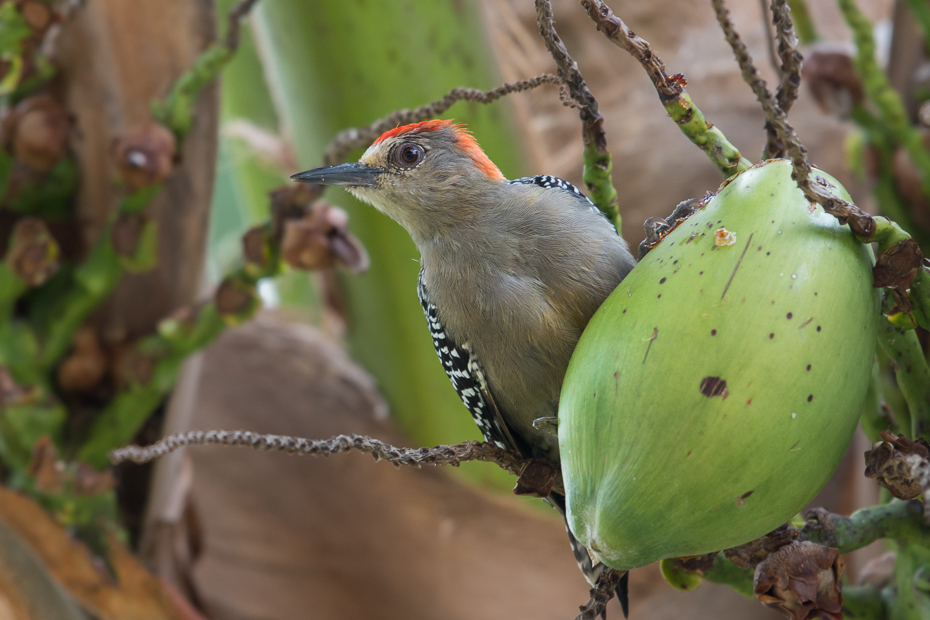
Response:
[393,142,424,169]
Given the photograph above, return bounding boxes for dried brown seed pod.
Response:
[803,48,863,119]
[754,541,843,620]
[864,430,930,501]
[215,278,259,319]
[280,202,369,273]
[1,95,71,172]
[6,216,59,286]
[57,326,108,394]
[112,122,177,192]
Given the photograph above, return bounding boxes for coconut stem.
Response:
[801,500,930,553]
[875,315,930,442]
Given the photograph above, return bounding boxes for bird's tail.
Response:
[546,493,629,618]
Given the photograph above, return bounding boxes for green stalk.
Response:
[665,91,753,177]
[700,553,755,597]
[786,0,819,44]
[77,242,279,468]
[890,542,930,620]
[843,585,886,619]
[582,143,621,230]
[839,0,930,201]
[152,46,234,141]
[875,317,930,441]
[861,359,898,442]
[77,303,232,468]
[38,229,122,368]
[800,500,930,553]
[910,268,930,332]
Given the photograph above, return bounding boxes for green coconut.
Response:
[559,160,879,570]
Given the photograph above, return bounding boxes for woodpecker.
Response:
[293,120,636,614]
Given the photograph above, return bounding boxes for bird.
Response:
[293,119,636,615]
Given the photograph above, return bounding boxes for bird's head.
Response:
[292,120,504,238]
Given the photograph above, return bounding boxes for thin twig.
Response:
[534,0,604,150]
[710,0,876,240]
[581,0,752,177]
[535,0,620,227]
[580,0,681,100]
[759,0,781,75]
[761,0,803,159]
[575,568,625,620]
[322,75,562,165]
[225,0,261,52]
[771,0,802,116]
[110,430,528,477]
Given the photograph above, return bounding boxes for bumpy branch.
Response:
[534,0,621,229]
[770,0,802,116]
[575,568,625,620]
[225,0,261,52]
[322,75,562,166]
[153,0,263,139]
[710,0,876,240]
[801,501,930,553]
[580,0,752,177]
[110,431,528,477]
[761,0,803,159]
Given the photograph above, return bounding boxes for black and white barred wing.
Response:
[417,270,518,453]
[510,174,609,220]
[418,268,630,618]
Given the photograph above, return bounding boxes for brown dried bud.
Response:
[754,541,843,620]
[1,95,71,172]
[57,326,108,393]
[280,202,369,273]
[215,278,259,319]
[6,216,59,286]
[724,524,798,570]
[111,212,148,257]
[27,436,63,493]
[865,430,930,501]
[242,226,270,268]
[20,1,54,32]
[269,183,325,225]
[803,48,863,119]
[112,122,177,192]
[872,237,922,290]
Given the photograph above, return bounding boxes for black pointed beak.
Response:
[291,163,384,187]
